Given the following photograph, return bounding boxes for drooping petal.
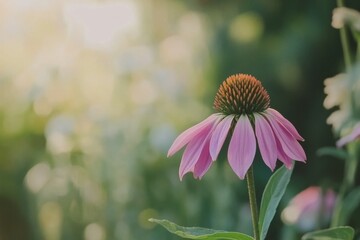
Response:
[274,136,293,169]
[254,113,277,171]
[336,123,360,147]
[209,115,234,161]
[267,114,306,162]
[228,115,256,179]
[179,130,210,180]
[168,114,220,157]
[267,108,304,141]
[193,138,213,179]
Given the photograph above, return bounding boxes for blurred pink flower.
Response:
[281,187,336,231]
[168,74,306,180]
[336,122,360,147]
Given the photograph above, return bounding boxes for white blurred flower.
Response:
[324,73,351,131]
[324,64,360,133]
[324,73,348,109]
[332,7,360,31]
[326,107,351,132]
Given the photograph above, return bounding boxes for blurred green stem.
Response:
[356,34,360,61]
[337,0,352,70]
[331,0,358,227]
[246,166,260,240]
[331,142,359,227]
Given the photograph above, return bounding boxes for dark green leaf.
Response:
[317,147,348,160]
[258,165,293,240]
[301,226,355,240]
[149,218,254,240]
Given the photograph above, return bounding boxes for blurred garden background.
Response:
[1,0,360,239]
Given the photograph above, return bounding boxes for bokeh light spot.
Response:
[228,12,264,43]
[130,79,158,105]
[39,202,63,240]
[84,223,106,240]
[138,208,159,229]
[63,1,140,50]
[281,206,301,225]
[25,162,51,193]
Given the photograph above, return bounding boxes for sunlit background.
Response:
[1,0,360,239]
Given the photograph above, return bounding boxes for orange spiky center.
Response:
[213,74,270,115]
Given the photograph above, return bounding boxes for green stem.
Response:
[330,0,357,227]
[330,176,346,227]
[337,0,352,70]
[331,142,359,227]
[246,166,260,240]
[357,36,360,61]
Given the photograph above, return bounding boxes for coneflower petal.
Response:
[254,113,277,171]
[267,115,306,161]
[193,138,213,179]
[209,115,234,161]
[228,115,256,179]
[274,137,293,169]
[267,108,304,141]
[168,114,219,157]
[179,131,209,180]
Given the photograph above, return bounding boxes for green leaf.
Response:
[258,165,293,240]
[149,218,254,240]
[301,226,355,240]
[317,147,348,160]
[338,187,360,225]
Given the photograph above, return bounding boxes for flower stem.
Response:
[246,166,260,240]
[337,0,352,70]
[331,142,359,227]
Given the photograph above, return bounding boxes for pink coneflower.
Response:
[168,74,306,180]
